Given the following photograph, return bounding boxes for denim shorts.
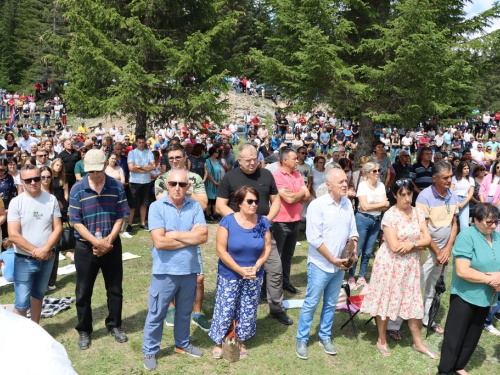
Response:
[14,255,55,311]
[197,246,204,275]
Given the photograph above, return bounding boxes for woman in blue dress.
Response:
[209,186,272,360]
[205,146,222,221]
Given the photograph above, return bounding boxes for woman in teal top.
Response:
[439,203,500,375]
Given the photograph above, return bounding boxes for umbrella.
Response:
[426,263,447,338]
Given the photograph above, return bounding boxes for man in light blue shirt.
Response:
[142,169,208,370]
[296,168,358,360]
[484,136,499,153]
[127,135,155,230]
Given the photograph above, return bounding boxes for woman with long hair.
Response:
[7,157,22,195]
[105,153,131,239]
[451,161,474,231]
[0,158,17,249]
[479,160,500,207]
[310,156,326,199]
[469,165,486,213]
[205,146,222,222]
[74,147,88,181]
[4,133,19,158]
[51,158,69,208]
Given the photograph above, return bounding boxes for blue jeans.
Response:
[484,301,500,327]
[231,133,238,145]
[390,148,399,163]
[320,144,329,154]
[14,254,55,311]
[296,262,345,341]
[244,124,251,140]
[457,196,470,232]
[142,273,197,354]
[43,117,50,127]
[0,107,5,120]
[349,212,381,278]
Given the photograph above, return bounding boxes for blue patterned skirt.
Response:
[209,273,263,344]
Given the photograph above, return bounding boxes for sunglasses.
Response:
[41,175,52,180]
[22,176,41,183]
[246,199,260,205]
[88,169,103,174]
[371,169,381,174]
[484,220,500,226]
[299,152,307,155]
[36,154,47,158]
[0,169,6,173]
[168,156,183,161]
[167,181,189,187]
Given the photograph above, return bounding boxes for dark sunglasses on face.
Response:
[372,169,381,174]
[22,177,41,183]
[88,169,103,174]
[0,169,7,173]
[167,181,189,187]
[246,199,260,205]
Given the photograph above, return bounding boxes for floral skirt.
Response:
[209,274,263,344]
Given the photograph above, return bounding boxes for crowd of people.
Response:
[1,90,500,374]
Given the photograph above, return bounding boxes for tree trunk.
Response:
[354,112,375,168]
[135,110,147,136]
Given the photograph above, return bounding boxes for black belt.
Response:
[357,211,382,220]
[15,252,33,259]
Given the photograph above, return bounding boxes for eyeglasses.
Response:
[41,175,52,180]
[484,219,500,226]
[167,181,188,187]
[168,156,183,161]
[88,169,104,174]
[36,154,47,158]
[22,177,41,183]
[371,169,381,174]
[0,169,7,173]
[246,199,260,205]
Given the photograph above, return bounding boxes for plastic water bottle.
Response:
[95,228,103,240]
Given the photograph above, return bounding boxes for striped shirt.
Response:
[411,161,434,191]
[69,175,130,238]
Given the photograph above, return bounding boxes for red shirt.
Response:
[495,112,500,121]
[272,167,306,222]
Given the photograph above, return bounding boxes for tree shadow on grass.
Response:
[291,255,307,265]
[466,345,487,371]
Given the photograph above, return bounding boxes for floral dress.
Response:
[360,206,425,321]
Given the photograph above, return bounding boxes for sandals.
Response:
[412,344,439,360]
[377,345,391,357]
[239,343,248,359]
[428,325,444,334]
[356,277,367,287]
[387,329,402,342]
[212,346,222,359]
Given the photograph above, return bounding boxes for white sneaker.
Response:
[296,242,301,246]
[484,325,500,336]
[120,232,133,239]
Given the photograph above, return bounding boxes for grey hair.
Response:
[324,162,341,177]
[432,161,452,177]
[238,142,257,156]
[324,166,345,183]
[434,152,442,158]
[168,168,189,182]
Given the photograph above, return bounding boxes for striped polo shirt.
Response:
[451,225,500,307]
[412,161,434,191]
[69,175,130,238]
[416,185,458,249]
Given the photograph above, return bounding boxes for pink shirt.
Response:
[272,167,306,222]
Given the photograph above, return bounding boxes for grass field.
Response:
[1,225,500,375]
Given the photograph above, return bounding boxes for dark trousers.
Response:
[48,250,59,287]
[272,221,300,287]
[74,238,123,334]
[438,294,490,375]
[261,233,286,314]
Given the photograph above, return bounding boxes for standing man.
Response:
[8,165,62,324]
[59,139,81,191]
[17,129,40,152]
[95,122,106,146]
[127,135,155,231]
[386,161,458,338]
[222,144,235,171]
[272,148,310,294]
[411,146,434,200]
[69,150,130,350]
[216,143,294,325]
[243,110,253,141]
[115,126,126,143]
[143,169,208,370]
[296,168,358,359]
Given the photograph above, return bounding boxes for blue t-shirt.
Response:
[0,248,14,281]
[218,214,270,280]
[128,148,154,184]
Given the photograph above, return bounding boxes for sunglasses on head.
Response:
[246,199,260,205]
[167,181,188,187]
[22,176,41,183]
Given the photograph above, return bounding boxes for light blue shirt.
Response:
[128,148,154,184]
[148,194,206,275]
[306,193,358,273]
[443,132,452,144]
[485,141,500,153]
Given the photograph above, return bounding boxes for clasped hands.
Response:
[331,255,358,271]
[239,266,259,279]
[31,247,54,261]
[92,236,114,257]
[486,272,500,293]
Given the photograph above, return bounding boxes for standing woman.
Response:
[371,140,391,188]
[361,179,434,358]
[209,186,271,359]
[0,158,17,248]
[105,153,131,239]
[205,146,222,221]
[284,128,294,148]
[310,156,326,199]
[469,165,486,213]
[7,157,22,195]
[51,158,69,211]
[101,136,114,157]
[391,134,400,163]
[292,134,304,150]
[479,160,500,205]
[189,144,207,181]
[74,147,88,181]
[259,137,272,158]
[438,203,500,375]
[4,133,19,158]
[451,161,474,231]
[348,161,389,290]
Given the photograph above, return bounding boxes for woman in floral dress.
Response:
[361,179,437,359]
[209,186,271,360]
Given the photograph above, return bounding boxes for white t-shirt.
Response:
[61,129,72,140]
[402,136,412,147]
[312,168,324,193]
[452,176,473,197]
[471,149,484,162]
[109,127,118,136]
[18,136,40,152]
[356,180,386,216]
[490,176,500,196]
[463,132,472,142]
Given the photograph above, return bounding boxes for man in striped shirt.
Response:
[69,149,130,350]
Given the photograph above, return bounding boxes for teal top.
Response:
[451,225,500,307]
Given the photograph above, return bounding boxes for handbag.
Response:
[56,221,76,252]
[340,238,357,268]
[353,172,362,214]
[222,320,240,363]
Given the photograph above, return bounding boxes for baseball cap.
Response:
[84,149,106,172]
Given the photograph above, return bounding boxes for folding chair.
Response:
[339,283,364,342]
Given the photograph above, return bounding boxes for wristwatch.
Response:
[413,241,418,248]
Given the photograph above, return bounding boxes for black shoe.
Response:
[78,332,91,350]
[126,224,133,233]
[270,311,293,325]
[139,224,148,230]
[109,326,128,343]
[283,284,303,294]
